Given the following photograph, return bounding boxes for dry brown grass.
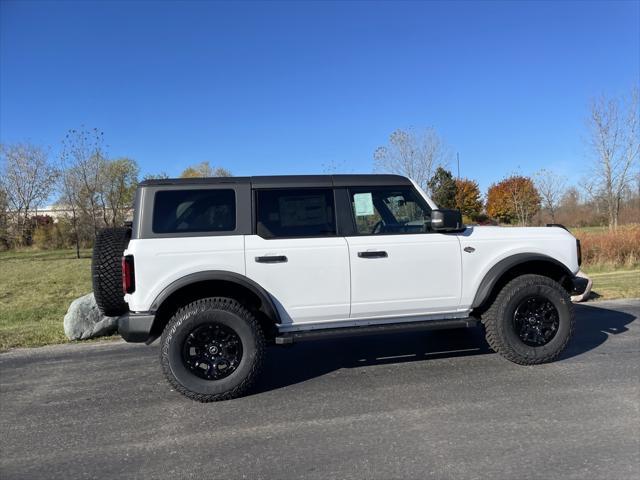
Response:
[574,225,640,268]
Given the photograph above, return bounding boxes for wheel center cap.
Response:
[208,345,219,355]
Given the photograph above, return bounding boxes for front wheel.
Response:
[160,297,265,402]
[481,274,574,365]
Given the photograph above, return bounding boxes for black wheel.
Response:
[160,297,265,402]
[481,274,574,365]
[92,227,131,317]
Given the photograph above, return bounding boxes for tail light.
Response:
[122,255,135,294]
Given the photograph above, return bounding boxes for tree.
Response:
[486,175,540,225]
[455,178,483,219]
[59,127,107,239]
[98,158,139,227]
[0,185,9,249]
[0,143,59,245]
[143,172,170,181]
[583,87,639,230]
[374,127,451,193]
[427,167,457,208]
[534,169,567,223]
[180,161,232,178]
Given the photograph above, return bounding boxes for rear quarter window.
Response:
[152,189,236,234]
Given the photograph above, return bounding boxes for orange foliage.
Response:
[486,176,540,225]
[455,178,483,218]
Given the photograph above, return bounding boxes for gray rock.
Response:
[63,293,119,340]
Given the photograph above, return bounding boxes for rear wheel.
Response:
[92,227,131,317]
[160,297,265,402]
[481,274,574,365]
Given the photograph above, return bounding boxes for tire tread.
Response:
[160,297,265,402]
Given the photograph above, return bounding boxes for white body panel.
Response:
[458,226,580,308]
[346,234,463,318]
[244,235,350,325]
[124,236,246,312]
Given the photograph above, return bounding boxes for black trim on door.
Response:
[357,251,388,258]
[255,255,288,263]
[334,187,357,236]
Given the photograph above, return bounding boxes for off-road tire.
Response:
[160,297,265,402]
[481,274,574,365]
[92,227,131,317]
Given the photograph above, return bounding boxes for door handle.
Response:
[357,251,388,259]
[255,255,288,263]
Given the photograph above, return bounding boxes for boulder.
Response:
[571,270,593,303]
[63,293,119,340]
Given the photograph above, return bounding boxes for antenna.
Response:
[456,152,460,179]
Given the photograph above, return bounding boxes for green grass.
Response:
[583,266,640,300]
[0,249,94,350]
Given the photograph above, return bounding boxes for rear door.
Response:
[344,185,462,319]
[244,187,350,327]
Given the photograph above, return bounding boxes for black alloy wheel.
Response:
[182,323,243,380]
[513,295,560,347]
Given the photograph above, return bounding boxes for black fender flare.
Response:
[149,270,280,323]
[471,253,574,309]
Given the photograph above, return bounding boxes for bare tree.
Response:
[58,167,83,258]
[374,127,451,193]
[60,127,107,237]
[583,87,639,230]
[0,143,58,245]
[534,168,567,223]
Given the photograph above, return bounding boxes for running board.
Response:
[274,318,479,345]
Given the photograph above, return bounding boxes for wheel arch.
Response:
[147,271,280,342]
[471,254,574,313]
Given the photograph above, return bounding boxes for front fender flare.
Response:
[471,253,573,309]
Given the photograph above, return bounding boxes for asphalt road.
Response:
[1,300,639,480]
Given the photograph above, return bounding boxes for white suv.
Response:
[92,174,587,401]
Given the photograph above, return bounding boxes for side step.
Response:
[274,318,479,345]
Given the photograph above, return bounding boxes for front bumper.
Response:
[118,312,155,343]
[570,275,589,296]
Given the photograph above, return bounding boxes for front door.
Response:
[344,185,462,319]
[245,187,350,327]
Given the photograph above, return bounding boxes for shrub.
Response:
[575,225,640,268]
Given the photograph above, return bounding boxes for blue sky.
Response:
[1,0,638,192]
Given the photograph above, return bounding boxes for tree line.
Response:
[0,127,231,254]
[374,87,639,229]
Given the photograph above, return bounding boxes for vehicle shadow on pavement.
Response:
[253,326,492,394]
[560,303,637,360]
[253,303,637,395]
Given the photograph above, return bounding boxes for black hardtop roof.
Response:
[139,174,412,189]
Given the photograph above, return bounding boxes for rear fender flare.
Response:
[149,270,280,323]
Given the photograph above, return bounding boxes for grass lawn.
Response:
[583,267,640,300]
[0,248,638,350]
[0,249,94,350]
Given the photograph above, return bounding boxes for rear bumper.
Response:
[118,312,155,343]
[570,275,589,296]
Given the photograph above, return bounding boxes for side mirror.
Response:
[431,209,465,232]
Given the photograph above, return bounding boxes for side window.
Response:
[152,189,236,233]
[256,188,336,238]
[349,186,431,235]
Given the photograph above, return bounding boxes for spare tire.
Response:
[92,227,131,317]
